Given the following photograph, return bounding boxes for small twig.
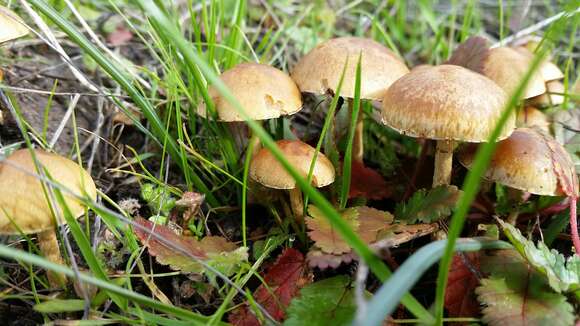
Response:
[48,94,80,149]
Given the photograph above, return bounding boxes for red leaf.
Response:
[349,160,391,200]
[229,248,309,325]
[445,253,481,318]
[107,26,133,46]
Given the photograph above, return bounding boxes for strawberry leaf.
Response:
[306,205,393,254]
[306,205,359,254]
[133,218,246,276]
[444,253,481,318]
[477,250,574,326]
[306,247,356,270]
[498,219,580,293]
[229,248,309,325]
[348,160,392,200]
[394,185,461,223]
[284,275,357,326]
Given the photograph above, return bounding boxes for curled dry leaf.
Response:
[306,247,357,270]
[349,160,392,200]
[229,248,310,326]
[373,223,438,249]
[133,218,245,275]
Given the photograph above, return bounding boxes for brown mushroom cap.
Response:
[482,47,546,99]
[0,149,97,234]
[516,106,550,133]
[381,64,513,142]
[0,6,28,44]
[197,63,302,122]
[291,37,409,100]
[249,140,335,189]
[528,80,565,107]
[459,128,577,196]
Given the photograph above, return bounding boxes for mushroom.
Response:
[249,140,335,221]
[0,149,97,286]
[516,106,550,133]
[513,44,564,83]
[197,62,302,155]
[447,36,546,99]
[381,64,513,187]
[459,128,579,253]
[291,37,409,162]
[0,6,28,44]
[528,80,565,107]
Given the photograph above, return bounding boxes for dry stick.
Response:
[432,140,454,187]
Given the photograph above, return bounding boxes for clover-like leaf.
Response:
[284,276,357,326]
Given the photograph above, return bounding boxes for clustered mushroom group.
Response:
[202,35,579,253]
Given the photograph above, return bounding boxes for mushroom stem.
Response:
[507,211,519,225]
[288,187,304,223]
[570,196,580,255]
[348,98,364,162]
[248,121,263,158]
[37,229,67,287]
[433,140,455,187]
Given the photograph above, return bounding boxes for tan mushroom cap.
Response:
[528,80,565,107]
[291,37,409,100]
[482,47,546,99]
[516,106,550,133]
[459,128,577,196]
[0,6,28,44]
[513,46,564,82]
[381,64,513,142]
[0,149,97,234]
[249,140,335,190]
[197,63,302,122]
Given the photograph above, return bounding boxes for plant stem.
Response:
[37,229,66,287]
[289,187,304,223]
[507,211,519,225]
[349,98,364,162]
[433,140,454,187]
[570,196,580,255]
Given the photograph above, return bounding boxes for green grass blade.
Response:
[27,0,219,207]
[135,1,432,321]
[0,245,216,325]
[339,54,362,209]
[364,238,511,325]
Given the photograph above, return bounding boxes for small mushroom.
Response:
[291,37,409,162]
[516,106,550,133]
[447,37,546,99]
[528,80,565,107]
[0,149,97,287]
[197,62,302,155]
[0,6,28,44]
[249,140,335,221]
[381,64,513,187]
[459,128,580,252]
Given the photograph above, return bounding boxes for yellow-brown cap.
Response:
[381,64,513,142]
[516,106,550,133]
[0,6,28,44]
[459,128,578,196]
[528,80,565,107]
[482,47,546,98]
[197,63,302,122]
[0,149,97,234]
[249,140,335,189]
[291,37,409,100]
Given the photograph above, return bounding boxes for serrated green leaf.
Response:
[284,276,357,326]
[498,219,580,293]
[395,185,461,223]
[477,250,574,326]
